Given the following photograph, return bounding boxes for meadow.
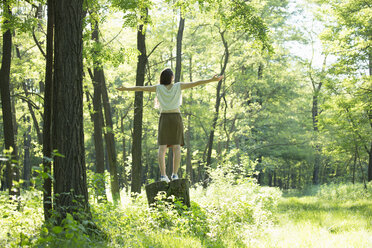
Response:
[1,170,372,247]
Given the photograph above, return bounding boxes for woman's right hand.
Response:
[211,74,224,81]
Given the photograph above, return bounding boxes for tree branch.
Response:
[147,41,163,59]
[32,29,46,58]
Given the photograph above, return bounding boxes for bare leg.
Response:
[172,145,181,175]
[158,145,167,176]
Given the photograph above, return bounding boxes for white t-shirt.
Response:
[155,82,182,111]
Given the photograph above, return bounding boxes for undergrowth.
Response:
[1,174,371,247]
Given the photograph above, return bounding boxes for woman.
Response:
[117,68,223,182]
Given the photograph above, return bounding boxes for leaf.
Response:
[52,150,65,158]
[52,226,63,234]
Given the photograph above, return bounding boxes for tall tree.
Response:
[175,10,185,83]
[90,18,107,201]
[314,0,372,183]
[100,71,121,202]
[0,0,18,196]
[43,0,54,220]
[309,57,327,184]
[204,30,229,186]
[85,5,120,203]
[131,9,148,194]
[23,117,31,188]
[52,0,90,221]
[203,0,270,186]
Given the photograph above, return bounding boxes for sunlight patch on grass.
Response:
[265,196,372,248]
[264,222,372,248]
[137,232,203,248]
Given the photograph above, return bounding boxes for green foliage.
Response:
[316,182,372,201]
[34,213,102,248]
[4,182,371,247]
[86,170,108,202]
[90,169,281,247]
[0,190,43,247]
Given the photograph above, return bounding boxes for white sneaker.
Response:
[160,175,170,183]
[171,174,179,181]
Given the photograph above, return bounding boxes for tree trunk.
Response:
[352,152,356,184]
[100,70,120,203]
[368,142,372,182]
[91,19,106,200]
[312,147,321,185]
[175,12,185,83]
[43,0,54,221]
[186,57,193,183]
[0,0,18,196]
[268,170,273,187]
[186,114,193,183]
[204,30,229,187]
[131,11,147,194]
[312,92,321,185]
[167,149,173,178]
[368,53,372,182]
[22,82,43,144]
[11,88,20,188]
[310,58,326,185]
[145,179,190,207]
[121,115,128,191]
[52,0,90,221]
[23,119,31,188]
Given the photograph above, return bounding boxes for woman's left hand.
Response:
[116,86,126,91]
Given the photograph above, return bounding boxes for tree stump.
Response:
[145,179,190,207]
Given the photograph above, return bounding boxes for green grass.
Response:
[1,182,372,247]
[261,195,372,248]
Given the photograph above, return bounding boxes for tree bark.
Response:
[42,0,54,221]
[121,115,128,191]
[204,30,229,187]
[0,0,18,196]
[368,142,372,182]
[100,70,120,203]
[310,57,326,185]
[22,82,42,144]
[91,19,106,200]
[312,92,321,184]
[131,11,147,194]
[368,52,372,182]
[23,119,31,188]
[186,57,193,183]
[352,152,356,184]
[268,170,272,187]
[175,12,185,83]
[11,88,20,188]
[145,179,190,207]
[186,114,193,183]
[166,149,173,178]
[52,0,90,221]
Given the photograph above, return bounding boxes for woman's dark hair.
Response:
[160,68,174,85]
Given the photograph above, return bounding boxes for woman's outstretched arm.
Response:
[116,85,156,92]
[180,75,224,90]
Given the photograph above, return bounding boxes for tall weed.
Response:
[190,165,282,246]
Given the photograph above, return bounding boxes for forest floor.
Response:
[1,183,372,247]
[262,194,372,248]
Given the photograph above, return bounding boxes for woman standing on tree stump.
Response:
[117,68,223,182]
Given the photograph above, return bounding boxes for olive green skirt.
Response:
[158,113,184,147]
